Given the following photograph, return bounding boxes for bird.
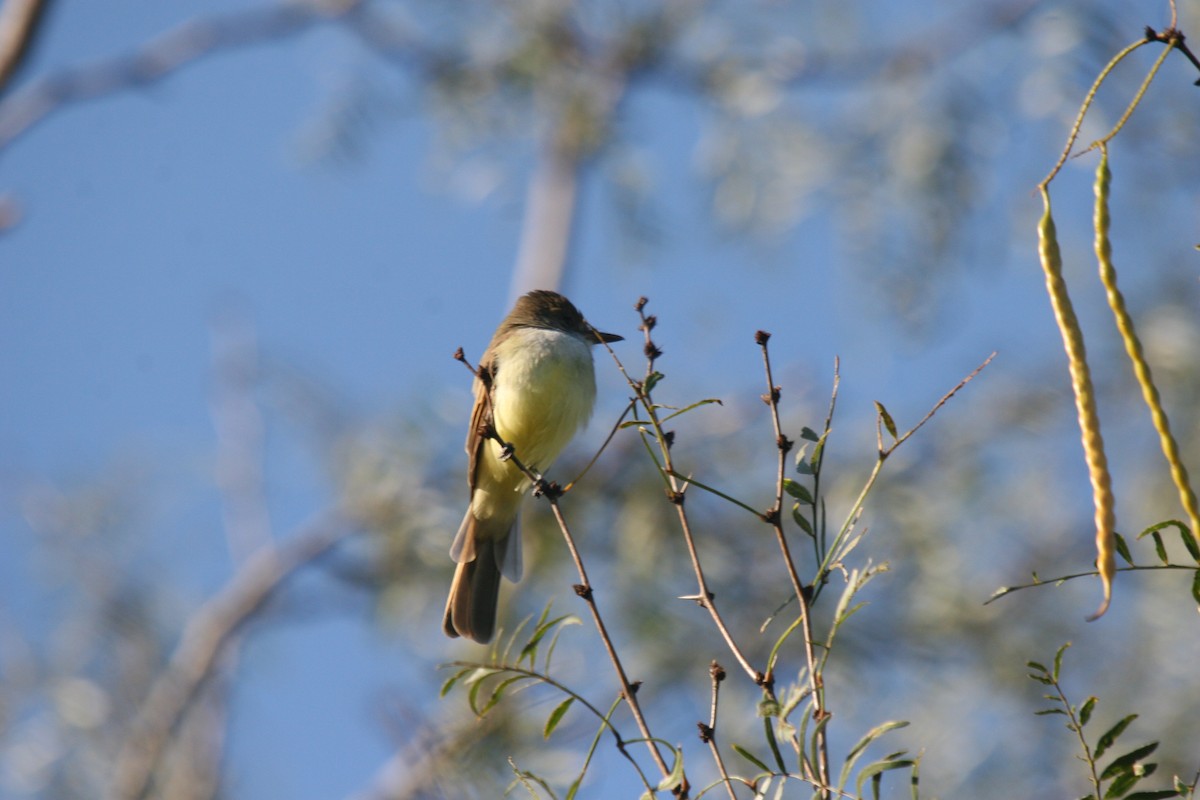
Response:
[443,290,622,643]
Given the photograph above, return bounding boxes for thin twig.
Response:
[1079,33,1177,155]
[755,331,829,795]
[698,661,741,800]
[986,562,1198,604]
[603,298,764,688]
[546,499,679,793]
[1038,38,1149,188]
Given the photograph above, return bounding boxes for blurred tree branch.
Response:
[0,0,51,94]
[0,0,358,151]
[107,511,356,800]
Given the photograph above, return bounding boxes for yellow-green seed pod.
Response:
[1037,187,1116,619]
[1093,147,1200,551]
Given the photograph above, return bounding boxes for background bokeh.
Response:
[2,1,1199,797]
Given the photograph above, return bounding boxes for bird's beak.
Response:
[592,328,623,344]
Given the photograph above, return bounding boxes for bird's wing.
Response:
[465,352,496,495]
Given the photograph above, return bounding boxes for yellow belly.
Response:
[471,327,597,521]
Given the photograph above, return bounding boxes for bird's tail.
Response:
[444,510,517,643]
[443,542,502,643]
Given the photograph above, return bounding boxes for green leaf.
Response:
[440,666,473,697]
[643,371,664,394]
[519,613,575,664]
[1106,772,1140,799]
[1137,520,1199,563]
[783,478,814,504]
[800,426,821,442]
[1100,742,1159,780]
[1182,526,1200,563]
[656,745,685,792]
[1027,673,1053,685]
[731,743,771,773]
[479,675,527,716]
[758,698,781,718]
[1149,531,1169,565]
[660,397,723,423]
[1053,642,1071,682]
[1035,708,1068,716]
[1123,791,1182,799]
[792,504,815,536]
[1080,696,1098,727]
[874,401,898,440]
[762,716,787,772]
[1114,533,1135,566]
[1027,660,1049,673]
[855,757,917,797]
[1095,714,1138,759]
[1191,569,1200,608]
[466,668,501,714]
[838,720,910,789]
[543,697,574,739]
[809,435,826,472]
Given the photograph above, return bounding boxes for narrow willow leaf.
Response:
[1027,660,1049,673]
[661,397,723,423]
[1094,714,1138,759]
[763,717,787,773]
[1035,708,1068,716]
[792,504,814,536]
[1080,696,1098,727]
[839,721,910,789]
[1182,524,1200,563]
[1148,531,1170,566]
[1053,643,1070,682]
[1105,772,1140,799]
[656,746,685,792]
[1191,569,1200,608]
[732,743,771,773]
[1123,791,1182,800]
[543,697,575,739]
[520,613,574,664]
[643,371,664,394]
[800,426,821,442]
[874,401,898,440]
[480,675,527,716]
[783,478,814,504]
[855,758,917,797]
[1114,533,1135,567]
[1100,742,1159,780]
[440,666,474,697]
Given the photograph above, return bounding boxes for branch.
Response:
[0,0,358,153]
[107,510,355,800]
[0,0,51,95]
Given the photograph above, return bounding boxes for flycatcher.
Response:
[443,290,622,643]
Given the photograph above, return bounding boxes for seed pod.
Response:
[1037,187,1116,619]
[1093,146,1200,551]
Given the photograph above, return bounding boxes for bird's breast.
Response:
[488,328,597,473]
